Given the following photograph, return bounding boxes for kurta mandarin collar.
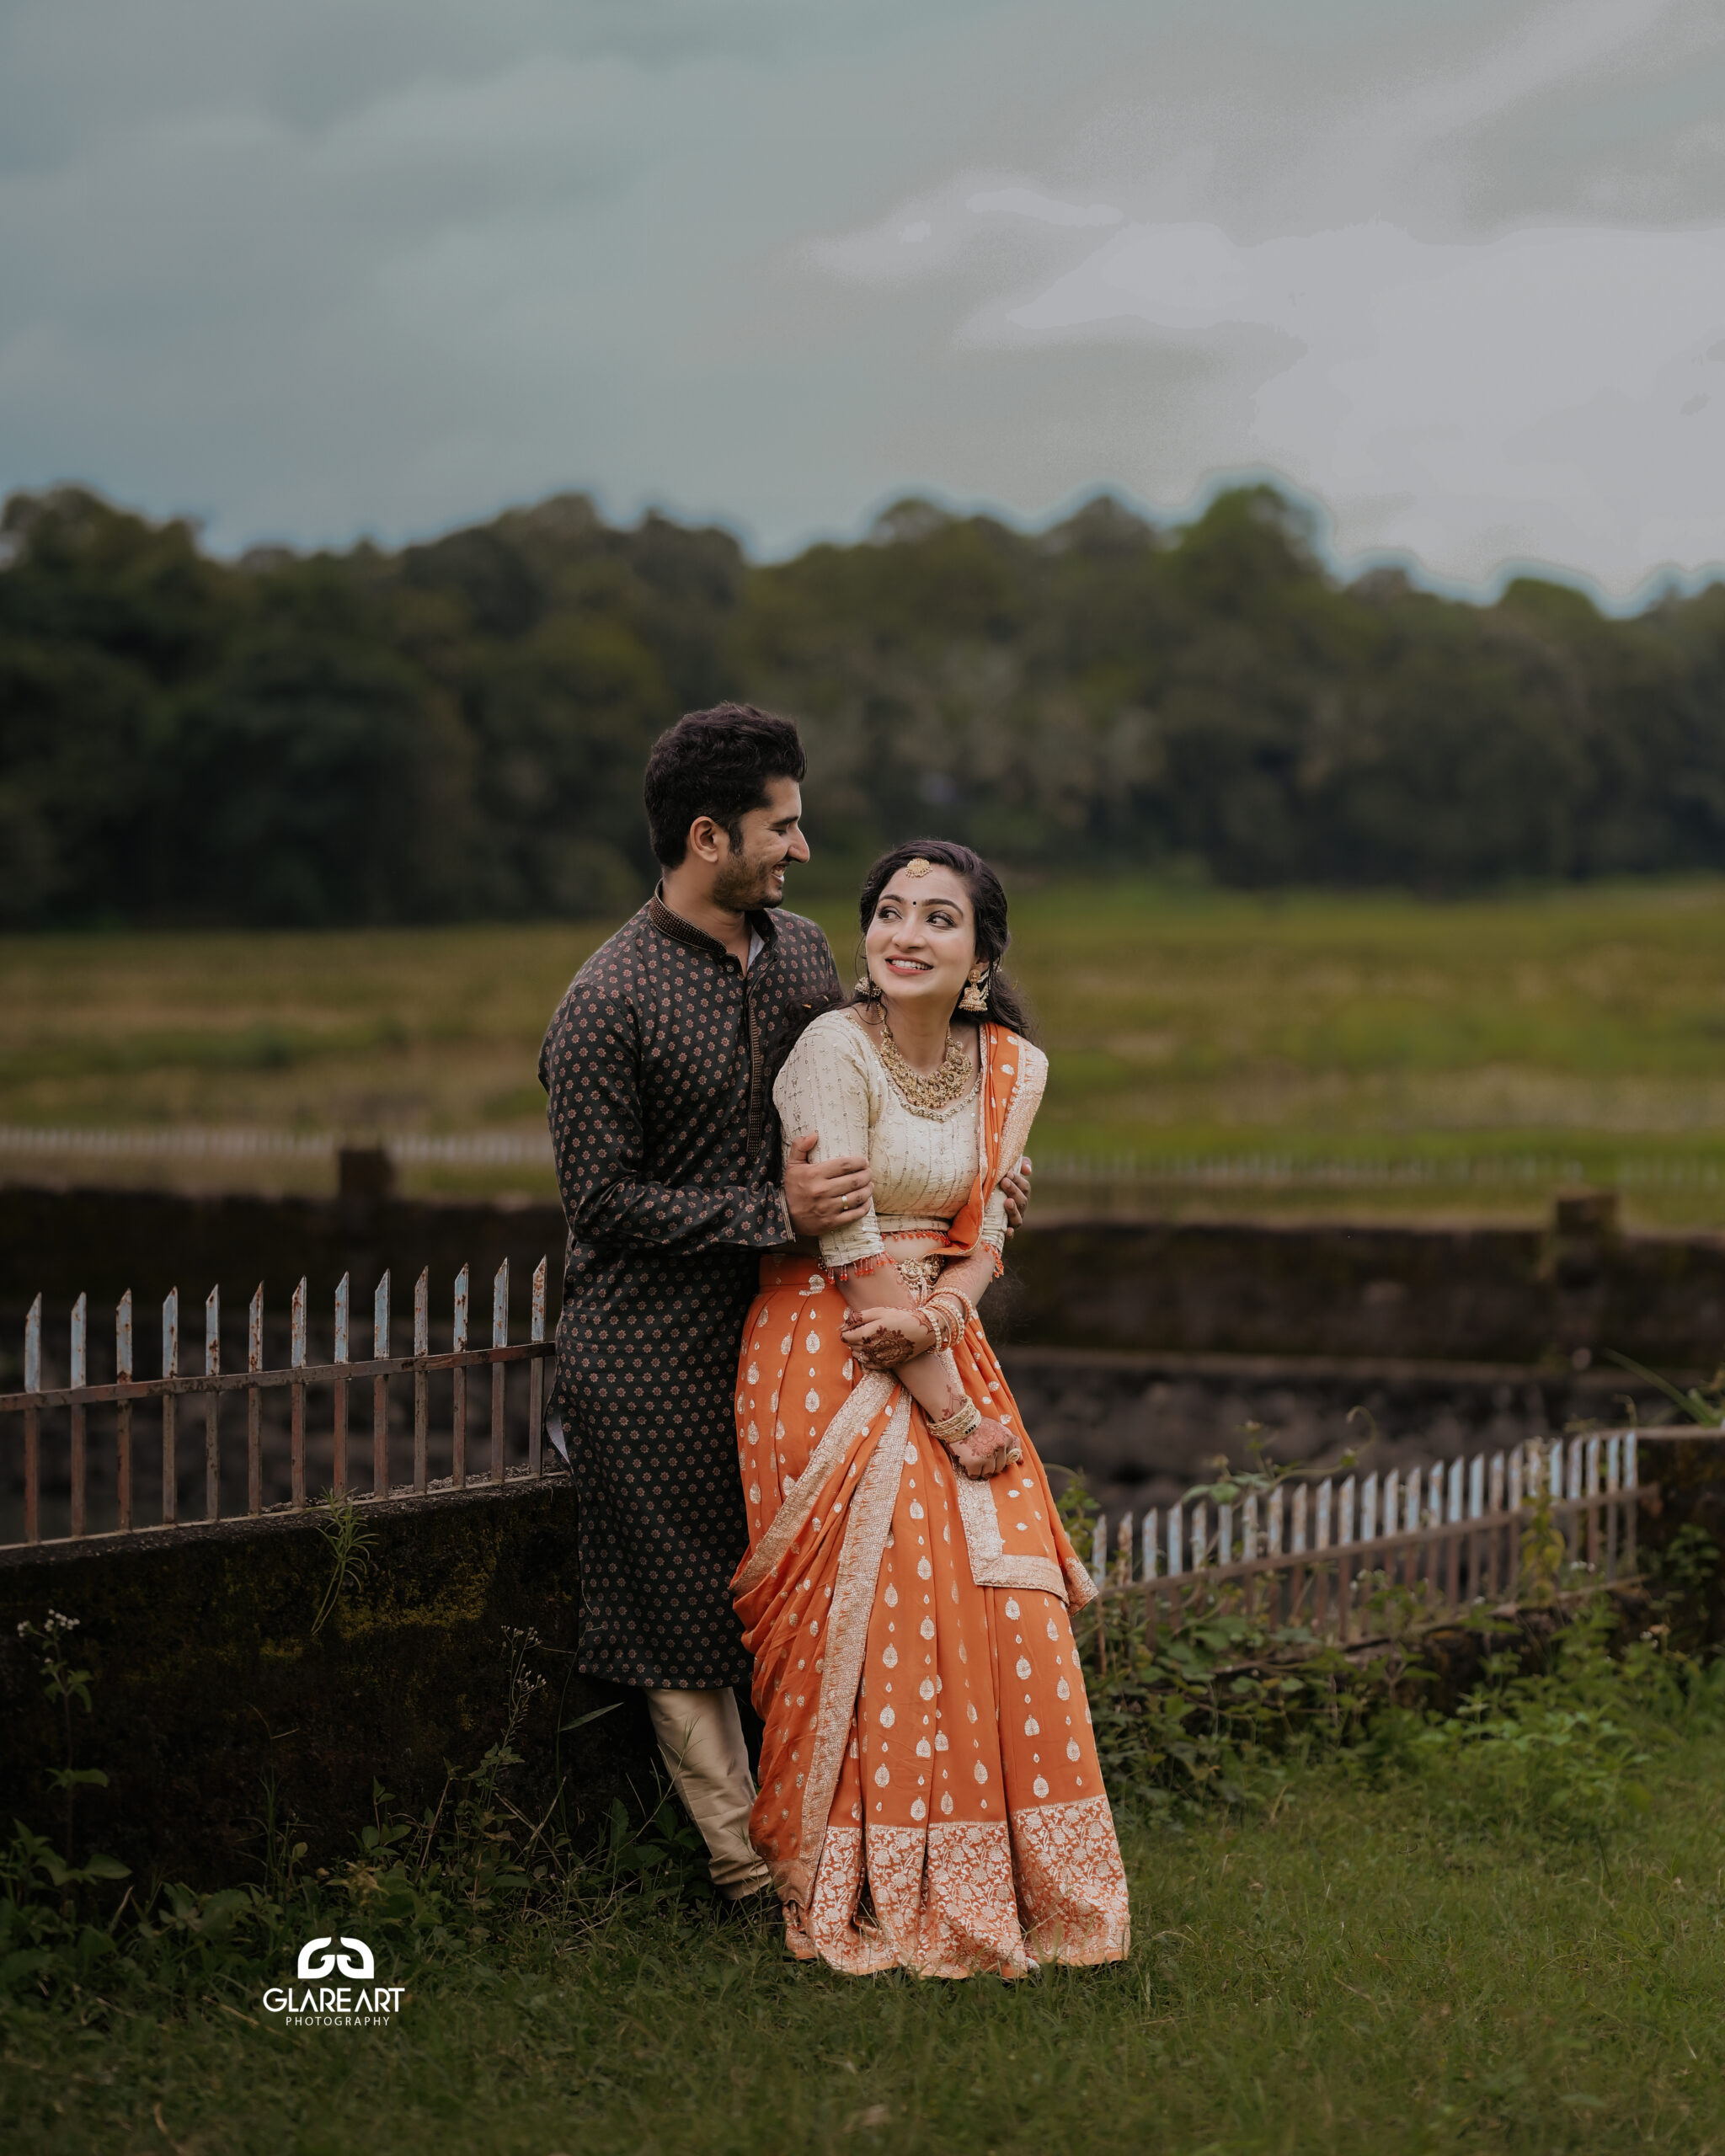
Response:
[648,882,780,963]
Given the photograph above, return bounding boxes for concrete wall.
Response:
[3,1434,1712,1896]
[7,1182,1725,1371]
[0,1482,656,1891]
[999,1345,1676,1516]
[1005,1198,1725,1368]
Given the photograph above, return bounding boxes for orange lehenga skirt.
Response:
[731,1255,1131,1978]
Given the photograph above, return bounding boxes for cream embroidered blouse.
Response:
[774,1010,1016,1273]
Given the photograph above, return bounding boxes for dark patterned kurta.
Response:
[539,893,844,1687]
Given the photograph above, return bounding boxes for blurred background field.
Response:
[6,870,1725,1229]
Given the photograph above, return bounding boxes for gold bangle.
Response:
[926,1289,969,1343]
[927,1396,981,1445]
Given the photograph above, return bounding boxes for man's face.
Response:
[711,776,809,911]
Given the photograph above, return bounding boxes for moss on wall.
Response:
[0,1484,656,1892]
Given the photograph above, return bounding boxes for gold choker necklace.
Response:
[877,1018,975,1117]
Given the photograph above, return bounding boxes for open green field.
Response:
[8,1736,1725,2156]
[4,874,1725,1223]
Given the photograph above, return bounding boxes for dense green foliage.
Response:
[7,481,1725,925]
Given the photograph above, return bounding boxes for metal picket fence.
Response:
[1085,1433,1651,1652]
[3,1260,555,1548]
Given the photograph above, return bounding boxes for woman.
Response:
[732,840,1130,1978]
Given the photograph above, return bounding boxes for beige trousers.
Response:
[644,1686,771,1899]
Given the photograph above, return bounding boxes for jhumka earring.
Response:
[854,972,882,1002]
[959,963,991,1012]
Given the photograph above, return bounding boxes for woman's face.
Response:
[864,863,977,1019]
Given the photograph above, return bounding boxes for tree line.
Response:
[4,480,1724,926]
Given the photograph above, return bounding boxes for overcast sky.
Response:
[4,0,1725,597]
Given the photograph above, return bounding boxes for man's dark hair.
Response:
[644,704,806,867]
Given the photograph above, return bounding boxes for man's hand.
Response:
[783,1130,873,1239]
[998,1154,1033,1235]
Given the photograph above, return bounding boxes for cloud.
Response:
[3,0,1725,591]
[991,217,1725,591]
[966,189,1122,229]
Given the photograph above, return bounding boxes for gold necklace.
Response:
[877,1017,975,1117]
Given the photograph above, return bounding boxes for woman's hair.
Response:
[853,839,1036,1038]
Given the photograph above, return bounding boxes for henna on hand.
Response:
[948,1416,1016,1480]
[840,1306,932,1371]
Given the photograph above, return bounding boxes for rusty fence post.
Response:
[529,1258,547,1479]
[372,1270,391,1497]
[115,1290,133,1534]
[332,1273,350,1499]
[69,1293,88,1539]
[161,1289,179,1526]
[413,1268,429,1494]
[451,1265,469,1488]
[23,1294,41,1545]
[290,1278,307,1508]
[247,1284,264,1516]
[491,1259,509,1487]
[204,1285,221,1523]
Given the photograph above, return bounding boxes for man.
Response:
[539,702,1027,1899]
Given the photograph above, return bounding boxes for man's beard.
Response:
[713,857,784,912]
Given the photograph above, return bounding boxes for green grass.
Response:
[8,1737,1725,2155]
[8,874,1725,1220]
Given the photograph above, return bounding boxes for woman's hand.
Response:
[840,1304,935,1370]
[947,1417,1017,1481]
